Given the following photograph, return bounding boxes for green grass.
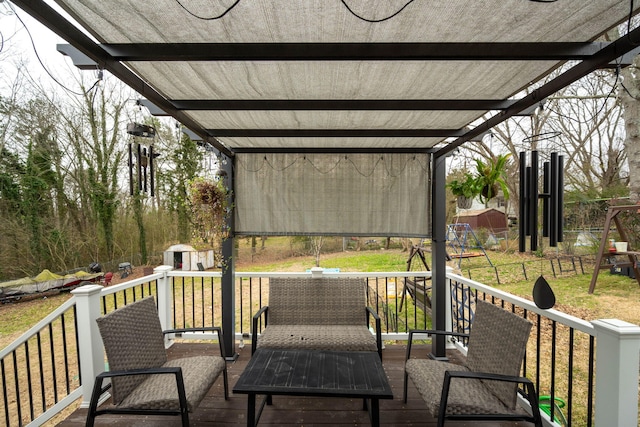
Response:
[237,237,640,325]
[318,251,409,272]
[0,293,71,345]
[236,236,409,272]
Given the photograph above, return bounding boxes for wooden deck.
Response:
[59,343,533,426]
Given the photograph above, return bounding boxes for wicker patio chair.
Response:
[86,296,228,427]
[404,299,543,427]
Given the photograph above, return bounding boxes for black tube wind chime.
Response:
[127,122,158,196]
[519,144,564,309]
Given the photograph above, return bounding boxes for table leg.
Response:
[370,398,380,427]
[247,393,256,427]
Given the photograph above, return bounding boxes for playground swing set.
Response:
[589,204,640,294]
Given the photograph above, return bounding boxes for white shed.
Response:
[163,244,215,271]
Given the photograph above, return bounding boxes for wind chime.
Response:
[127,122,158,196]
[519,137,564,309]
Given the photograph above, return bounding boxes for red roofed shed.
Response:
[454,208,508,232]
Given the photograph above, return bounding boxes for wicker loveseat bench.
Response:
[251,276,383,359]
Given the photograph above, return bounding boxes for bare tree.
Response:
[309,236,324,267]
[156,124,203,243]
[550,71,626,198]
[619,56,640,203]
[58,73,131,260]
[475,67,627,210]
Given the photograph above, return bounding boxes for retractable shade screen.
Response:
[235,152,430,236]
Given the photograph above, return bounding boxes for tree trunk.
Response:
[621,59,640,203]
[251,236,257,261]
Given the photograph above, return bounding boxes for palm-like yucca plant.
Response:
[474,153,511,204]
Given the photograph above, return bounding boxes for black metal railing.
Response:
[100,280,158,315]
[365,275,432,333]
[171,275,221,330]
[0,300,80,427]
[169,273,433,337]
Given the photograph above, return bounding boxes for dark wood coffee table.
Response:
[233,349,393,426]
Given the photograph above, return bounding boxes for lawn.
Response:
[235,236,640,325]
[2,236,640,350]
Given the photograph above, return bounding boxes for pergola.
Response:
[15,0,640,358]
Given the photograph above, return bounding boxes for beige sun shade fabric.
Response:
[235,152,430,237]
[52,1,640,153]
[56,1,633,44]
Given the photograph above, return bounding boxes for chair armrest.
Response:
[164,326,226,359]
[445,370,532,384]
[98,366,183,379]
[366,306,383,359]
[406,329,469,360]
[252,306,269,354]
[441,370,541,419]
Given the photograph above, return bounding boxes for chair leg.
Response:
[86,376,105,427]
[437,372,452,427]
[180,409,190,427]
[223,367,229,400]
[523,381,544,427]
[175,371,190,427]
[403,371,408,403]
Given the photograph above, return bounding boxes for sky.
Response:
[1,2,73,92]
[1,2,162,122]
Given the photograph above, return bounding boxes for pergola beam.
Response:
[434,24,640,159]
[173,99,516,111]
[207,129,465,138]
[101,42,611,61]
[231,147,435,154]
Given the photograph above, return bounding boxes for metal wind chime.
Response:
[519,144,564,309]
[127,123,158,196]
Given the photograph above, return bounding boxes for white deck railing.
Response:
[1,266,639,426]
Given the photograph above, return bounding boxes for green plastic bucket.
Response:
[538,395,567,426]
